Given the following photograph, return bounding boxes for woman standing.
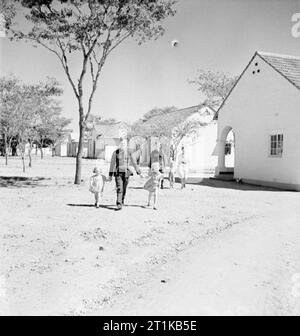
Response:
[177,146,189,189]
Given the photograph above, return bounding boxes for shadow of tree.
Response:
[0,176,50,188]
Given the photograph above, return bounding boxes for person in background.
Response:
[149,141,166,189]
[134,143,142,166]
[108,137,142,210]
[89,167,107,208]
[169,156,176,188]
[177,146,189,189]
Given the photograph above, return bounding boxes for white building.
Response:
[215,51,300,190]
[137,104,218,173]
[54,135,69,157]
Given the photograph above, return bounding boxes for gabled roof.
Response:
[94,121,130,139]
[69,131,90,142]
[257,51,300,91]
[216,51,300,119]
[139,104,215,131]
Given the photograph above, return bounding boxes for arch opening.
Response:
[215,126,235,177]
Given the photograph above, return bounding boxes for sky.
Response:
[1,0,300,131]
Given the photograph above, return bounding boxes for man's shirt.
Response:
[109,148,140,177]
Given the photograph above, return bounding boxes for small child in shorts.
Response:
[143,162,164,210]
[89,167,107,208]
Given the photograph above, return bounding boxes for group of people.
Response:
[89,137,189,211]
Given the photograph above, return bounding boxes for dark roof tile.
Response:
[258,52,300,90]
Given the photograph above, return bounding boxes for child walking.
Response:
[143,162,164,210]
[169,157,176,188]
[89,167,106,208]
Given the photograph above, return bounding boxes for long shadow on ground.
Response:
[188,177,286,192]
[0,176,49,188]
[67,203,146,210]
[67,204,116,211]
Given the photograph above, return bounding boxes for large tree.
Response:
[8,0,176,184]
[17,80,63,171]
[189,70,238,112]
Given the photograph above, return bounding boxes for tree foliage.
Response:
[0,0,16,33]
[140,106,177,122]
[0,75,69,170]
[31,98,71,159]
[131,105,209,158]
[0,76,21,164]
[131,106,177,137]
[189,70,238,110]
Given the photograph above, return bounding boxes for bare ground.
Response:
[0,156,300,315]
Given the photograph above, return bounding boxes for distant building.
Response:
[54,135,69,157]
[67,132,89,158]
[215,51,300,190]
[88,122,130,161]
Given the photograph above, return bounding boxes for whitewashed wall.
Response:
[217,54,300,188]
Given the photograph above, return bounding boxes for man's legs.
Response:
[94,192,100,208]
[115,174,123,207]
[122,174,129,205]
[159,169,164,189]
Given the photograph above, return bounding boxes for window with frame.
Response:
[270,134,283,157]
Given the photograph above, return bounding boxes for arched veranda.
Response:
[215,126,235,177]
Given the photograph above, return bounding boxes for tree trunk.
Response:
[40,144,44,159]
[28,142,32,168]
[4,134,8,166]
[74,119,85,185]
[21,153,25,173]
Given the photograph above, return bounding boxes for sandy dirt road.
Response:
[103,199,300,316]
[0,156,299,315]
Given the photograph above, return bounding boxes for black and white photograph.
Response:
[0,0,300,317]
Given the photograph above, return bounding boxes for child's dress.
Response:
[143,172,163,192]
[89,174,105,194]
